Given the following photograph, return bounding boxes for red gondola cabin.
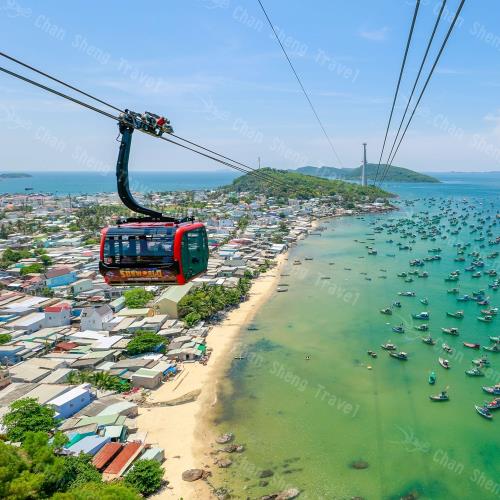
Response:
[99,222,208,286]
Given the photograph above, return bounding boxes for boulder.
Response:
[217,458,233,468]
[276,488,300,499]
[350,460,369,470]
[182,469,204,482]
[259,469,274,479]
[216,432,234,444]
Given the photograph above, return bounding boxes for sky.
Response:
[1,0,500,173]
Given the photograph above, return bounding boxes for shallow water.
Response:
[213,180,500,499]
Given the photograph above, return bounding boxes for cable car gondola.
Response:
[99,110,208,286]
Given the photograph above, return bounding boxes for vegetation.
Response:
[179,279,252,327]
[20,263,44,275]
[296,164,440,183]
[226,168,392,203]
[0,333,11,345]
[66,370,131,393]
[124,459,164,496]
[123,288,155,309]
[2,398,59,442]
[0,247,32,267]
[126,330,166,356]
[0,431,140,499]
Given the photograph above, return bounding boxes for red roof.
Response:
[92,442,122,470]
[103,441,142,475]
[54,341,78,352]
[45,303,71,313]
[45,267,73,279]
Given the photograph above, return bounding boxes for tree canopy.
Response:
[2,398,59,442]
[124,459,164,496]
[126,330,166,356]
[123,288,154,309]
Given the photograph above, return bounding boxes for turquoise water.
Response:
[213,177,500,499]
[0,170,239,194]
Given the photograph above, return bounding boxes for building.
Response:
[5,312,45,334]
[153,282,194,318]
[80,305,113,331]
[44,303,71,327]
[47,383,93,419]
[44,267,78,288]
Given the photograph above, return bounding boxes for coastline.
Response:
[139,252,289,499]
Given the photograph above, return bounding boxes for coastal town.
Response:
[0,185,391,498]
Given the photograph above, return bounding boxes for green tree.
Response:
[0,333,11,345]
[57,454,101,491]
[126,330,166,356]
[124,459,164,496]
[40,254,53,266]
[2,398,58,442]
[53,482,141,500]
[20,263,44,275]
[123,288,155,308]
[40,287,55,298]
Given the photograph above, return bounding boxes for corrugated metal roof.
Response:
[103,441,142,476]
[92,442,122,470]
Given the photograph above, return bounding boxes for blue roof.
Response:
[67,435,110,456]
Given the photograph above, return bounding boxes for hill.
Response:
[295,164,439,183]
[224,168,393,204]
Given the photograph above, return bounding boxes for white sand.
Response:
[139,254,287,499]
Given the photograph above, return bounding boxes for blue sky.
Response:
[1,0,499,173]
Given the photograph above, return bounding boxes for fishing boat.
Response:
[414,324,429,331]
[477,313,493,323]
[442,327,459,336]
[422,336,436,345]
[447,288,459,294]
[392,325,405,334]
[380,308,392,315]
[483,343,500,353]
[439,357,451,369]
[446,310,464,319]
[428,371,436,385]
[442,343,453,353]
[486,398,500,410]
[463,342,481,349]
[392,301,402,308]
[412,312,429,320]
[457,295,470,302]
[397,272,407,278]
[489,336,500,342]
[430,391,449,402]
[482,385,500,395]
[420,298,429,305]
[472,356,490,367]
[481,308,498,316]
[367,350,377,358]
[381,343,397,351]
[389,351,408,360]
[398,291,416,297]
[475,405,493,420]
[465,367,484,376]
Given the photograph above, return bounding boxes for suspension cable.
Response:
[0,51,288,186]
[373,0,421,186]
[383,0,447,171]
[256,0,344,167]
[378,0,466,187]
[0,65,291,188]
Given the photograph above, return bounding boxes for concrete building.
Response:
[80,305,113,331]
[47,383,93,419]
[44,303,71,327]
[153,282,194,318]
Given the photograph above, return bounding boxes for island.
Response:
[0,173,32,179]
[226,167,393,202]
[295,164,440,183]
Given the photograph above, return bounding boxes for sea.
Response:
[208,173,500,500]
[0,170,240,195]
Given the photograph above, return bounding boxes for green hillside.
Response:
[225,168,393,203]
[296,164,439,183]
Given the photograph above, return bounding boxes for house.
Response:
[67,435,110,456]
[44,303,71,327]
[80,305,113,331]
[44,267,78,288]
[131,368,162,389]
[92,442,123,471]
[47,383,93,419]
[102,441,144,481]
[70,278,93,296]
[153,282,194,318]
[5,312,45,334]
[0,345,25,365]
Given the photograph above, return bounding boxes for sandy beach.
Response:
[138,253,288,499]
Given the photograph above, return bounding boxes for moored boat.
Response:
[465,367,484,376]
[430,391,449,402]
[428,371,436,385]
[381,342,397,351]
[482,385,500,395]
[442,327,459,336]
[463,342,481,349]
[475,405,493,420]
[439,357,450,369]
[380,308,392,315]
[483,343,500,353]
[389,351,408,360]
[422,336,436,345]
[447,310,464,319]
[392,325,405,334]
[412,312,429,320]
[442,343,453,353]
[486,398,500,410]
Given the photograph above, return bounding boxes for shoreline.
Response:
[138,252,289,499]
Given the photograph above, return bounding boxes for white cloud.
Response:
[358,26,389,42]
